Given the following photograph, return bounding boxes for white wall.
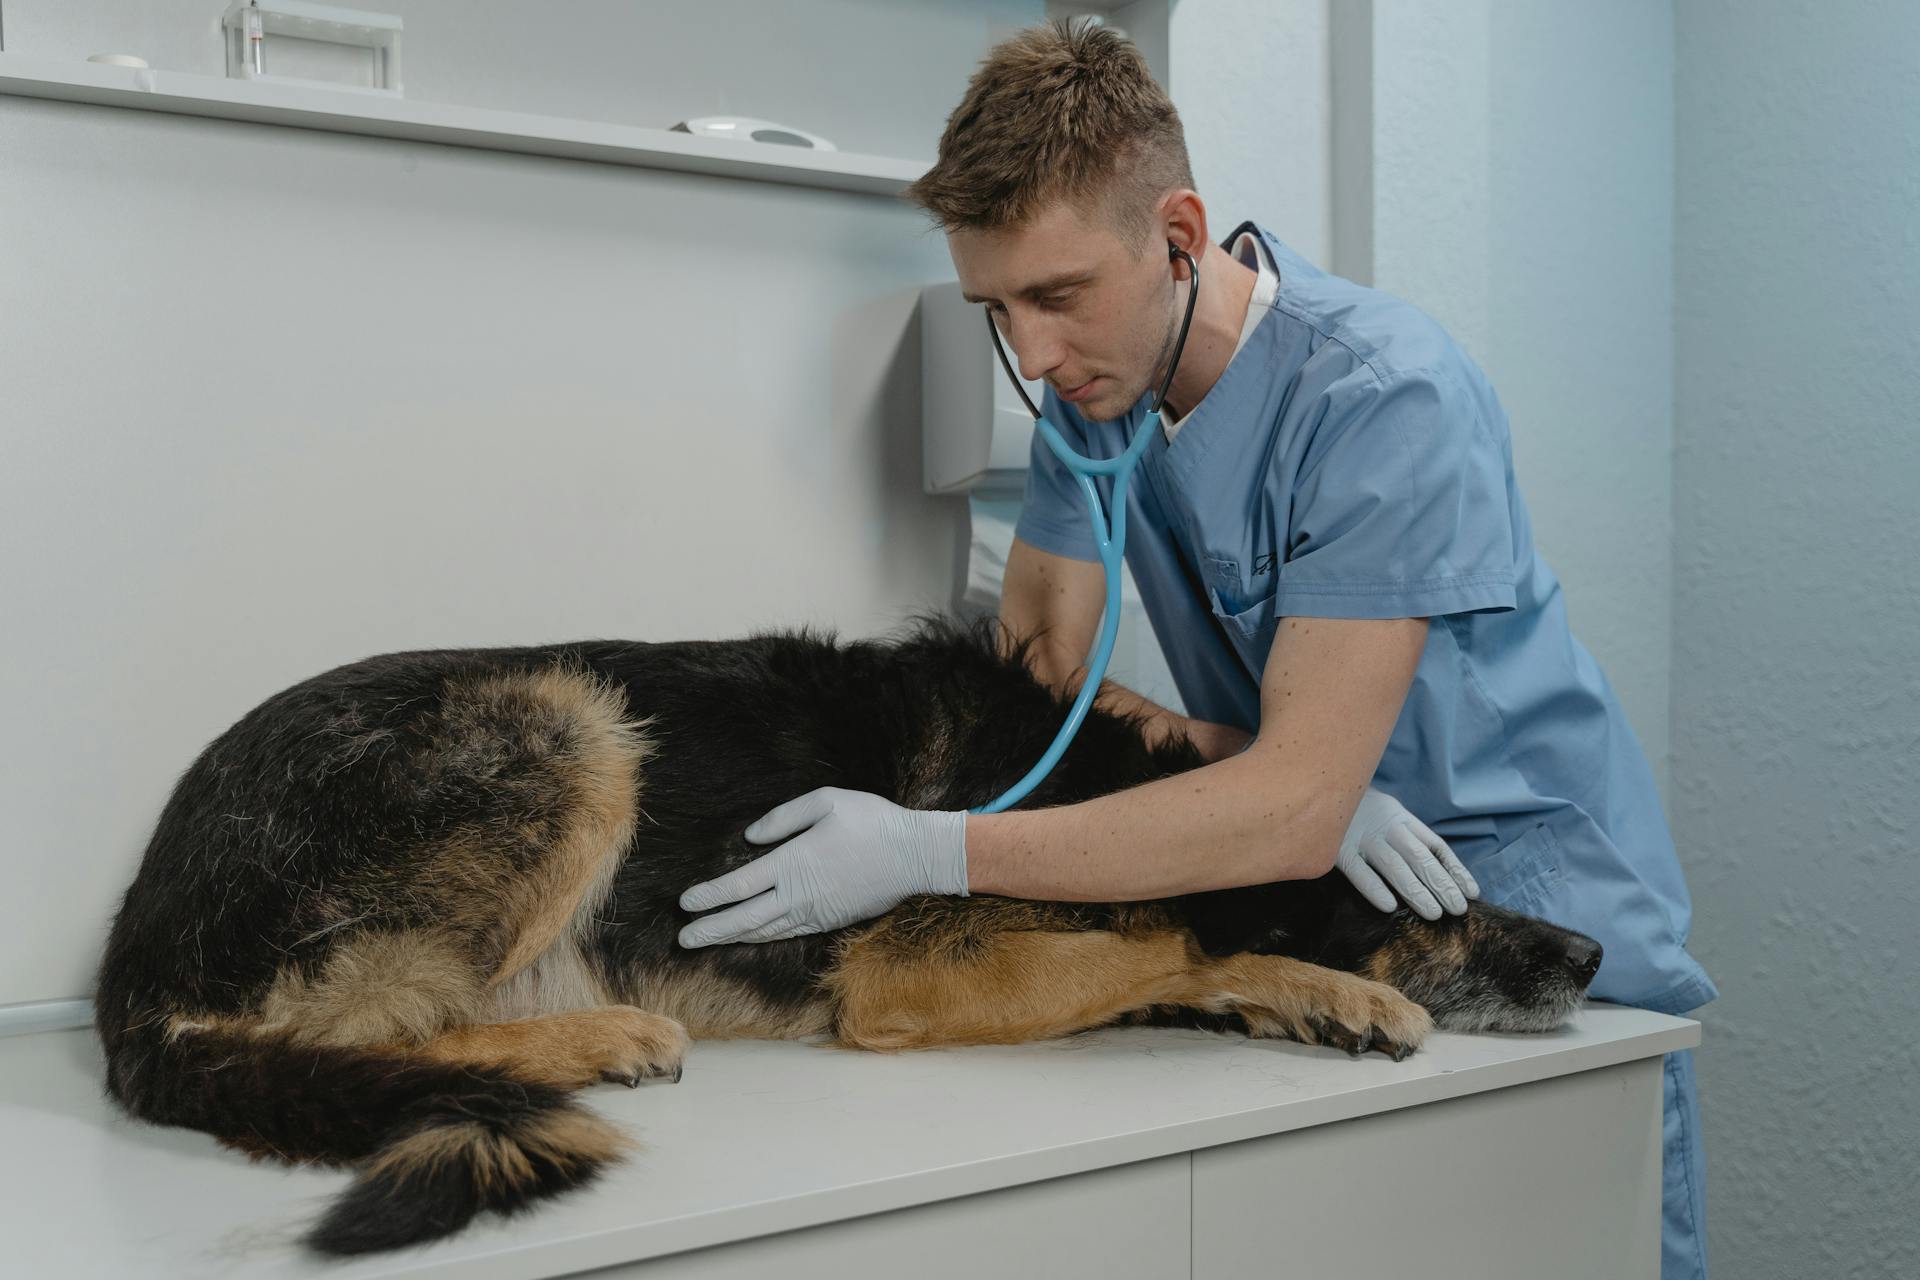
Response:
[0,0,1042,1008]
[1674,3,1920,1275]
[1171,0,1332,272]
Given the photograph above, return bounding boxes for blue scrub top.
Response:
[1014,221,1716,1016]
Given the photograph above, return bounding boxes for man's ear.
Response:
[1158,188,1209,276]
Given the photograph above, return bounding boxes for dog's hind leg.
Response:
[389,664,694,1086]
[220,662,668,1066]
[426,663,658,996]
[392,664,694,1086]
[103,659,678,1255]
[411,1007,688,1088]
[826,901,1430,1058]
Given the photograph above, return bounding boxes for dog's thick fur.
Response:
[96,617,1601,1255]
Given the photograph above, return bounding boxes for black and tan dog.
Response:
[96,617,1602,1255]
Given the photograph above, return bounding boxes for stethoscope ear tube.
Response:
[1152,244,1201,413]
[972,242,1200,815]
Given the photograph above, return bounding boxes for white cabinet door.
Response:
[1192,1059,1664,1280]
[583,1151,1192,1280]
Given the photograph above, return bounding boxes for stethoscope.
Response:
[971,242,1200,815]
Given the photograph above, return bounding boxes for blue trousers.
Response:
[1662,1048,1709,1279]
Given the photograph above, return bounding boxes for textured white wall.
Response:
[1674,3,1920,1275]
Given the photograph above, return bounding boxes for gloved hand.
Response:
[1336,788,1479,920]
[677,788,968,947]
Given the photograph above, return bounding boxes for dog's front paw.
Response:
[1238,968,1432,1060]
[1313,978,1431,1059]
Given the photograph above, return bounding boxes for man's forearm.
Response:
[962,743,1355,901]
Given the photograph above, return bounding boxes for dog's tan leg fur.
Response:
[438,665,656,992]
[409,1007,689,1089]
[406,668,692,1088]
[829,925,1431,1054]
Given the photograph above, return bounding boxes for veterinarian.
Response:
[678,19,1714,1277]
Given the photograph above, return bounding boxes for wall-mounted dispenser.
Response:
[920,281,1044,496]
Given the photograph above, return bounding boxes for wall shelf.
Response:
[0,53,929,196]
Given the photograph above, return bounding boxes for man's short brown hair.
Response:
[906,17,1194,245]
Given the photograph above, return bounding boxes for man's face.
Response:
[950,201,1178,424]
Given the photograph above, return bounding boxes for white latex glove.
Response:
[677,788,968,947]
[1336,788,1479,920]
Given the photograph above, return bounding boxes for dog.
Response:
[95,615,1603,1256]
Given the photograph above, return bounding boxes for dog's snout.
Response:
[1565,935,1603,982]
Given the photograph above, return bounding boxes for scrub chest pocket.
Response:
[1203,553,1279,674]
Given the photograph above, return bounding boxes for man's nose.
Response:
[1004,315,1065,384]
[1016,354,1054,385]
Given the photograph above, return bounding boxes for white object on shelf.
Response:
[670,115,838,151]
[221,0,403,98]
[85,53,149,68]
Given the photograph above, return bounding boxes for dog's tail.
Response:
[100,1008,630,1255]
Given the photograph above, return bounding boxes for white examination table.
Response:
[0,1003,1695,1278]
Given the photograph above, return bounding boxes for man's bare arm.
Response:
[963,614,1430,900]
[997,536,1104,684]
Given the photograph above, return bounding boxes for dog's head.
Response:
[1332,897,1601,1033]
[1181,878,1603,1033]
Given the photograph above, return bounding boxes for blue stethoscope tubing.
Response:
[971,242,1200,815]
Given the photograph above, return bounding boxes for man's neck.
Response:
[1158,240,1260,422]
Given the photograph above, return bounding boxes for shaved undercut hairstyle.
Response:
[905,17,1195,247]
